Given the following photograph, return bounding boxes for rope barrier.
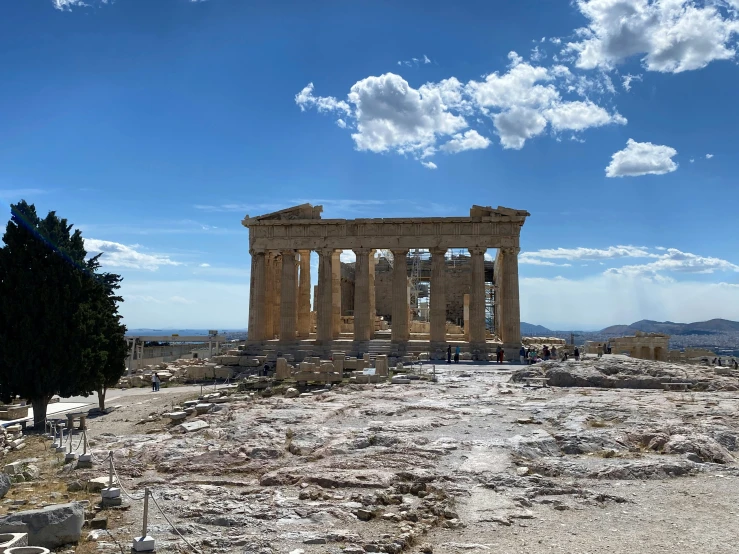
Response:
[149,492,204,554]
[110,458,145,501]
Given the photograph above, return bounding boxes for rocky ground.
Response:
[69,356,739,553]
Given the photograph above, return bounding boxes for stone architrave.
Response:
[353,248,372,342]
[332,250,342,338]
[430,248,447,344]
[317,249,333,343]
[468,247,486,345]
[297,250,311,338]
[391,249,409,343]
[279,250,297,342]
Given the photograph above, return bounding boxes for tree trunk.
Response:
[97,387,106,411]
[31,395,52,429]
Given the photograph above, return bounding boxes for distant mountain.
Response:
[521,322,553,335]
[600,319,739,335]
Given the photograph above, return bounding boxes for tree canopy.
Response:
[0,201,128,425]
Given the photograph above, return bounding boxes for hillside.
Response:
[521,322,553,335]
[600,319,739,335]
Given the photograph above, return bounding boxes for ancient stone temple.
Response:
[243,203,529,359]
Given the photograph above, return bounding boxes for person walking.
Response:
[151,372,158,392]
[454,345,460,364]
[574,347,580,361]
[496,345,502,364]
[519,346,526,365]
[551,345,557,360]
[447,345,452,364]
[154,372,161,392]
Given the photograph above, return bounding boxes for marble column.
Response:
[272,253,282,339]
[248,253,256,335]
[369,250,376,339]
[279,250,297,342]
[264,252,276,340]
[317,249,333,343]
[499,247,522,348]
[430,248,447,344]
[353,248,372,342]
[249,249,267,341]
[297,250,311,338]
[468,247,486,345]
[391,249,410,343]
[332,251,342,338]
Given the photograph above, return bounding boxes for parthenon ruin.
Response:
[243,204,529,359]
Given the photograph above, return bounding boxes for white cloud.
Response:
[423,55,431,64]
[340,250,356,263]
[690,158,695,163]
[706,153,714,159]
[170,296,196,304]
[336,118,347,129]
[606,139,678,177]
[439,130,491,153]
[84,238,182,271]
[396,55,433,67]
[421,161,438,169]
[298,55,625,156]
[52,0,86,10]
[522,245,656,261]
[519,257,573,267]
[567,0,739,73]
[622,73,643,91]
[199,263,211,267]
[606,248,739,276]
[347,73,468,156]
[521,274,739,330]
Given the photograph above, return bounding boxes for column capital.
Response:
[430,247,447,256]
[280,249,296,256]
[249,248,266,256]
[468,247,486,256]
[318,248,335,257]
[353,247,372,256]
[501,246,521,256]
[391,248,409,256]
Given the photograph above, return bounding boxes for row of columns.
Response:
[249,246,521,347]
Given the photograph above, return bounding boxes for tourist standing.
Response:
[519,346,526,364]
[454,345,460,364]
[574,347,580,361]
[551,346,557,360]
[496,345,502,364]
[151,372,158,392]
[447,345,452,364]
[154,372,161,392]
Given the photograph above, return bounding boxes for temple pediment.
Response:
[242,203,323,225]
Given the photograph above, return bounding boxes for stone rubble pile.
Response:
[1,424,26,455]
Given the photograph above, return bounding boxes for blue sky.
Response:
[1,0,738,330]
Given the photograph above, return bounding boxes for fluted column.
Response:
[469,247,486,345]
[332,251,342,338]
[430,248,447,344]
[391,249,409,343]
[369,250,376,339]
[264,252,276,340]
[499,247,522,348]
[353,248,372,342]
[272,253,282,339]
[249,249,267,341]
[297,250,311,338]
[317,249,333,343]
[248,253,256,335]
[279,250,297,342]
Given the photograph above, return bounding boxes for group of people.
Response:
[712,357,739,369]
[151,372,161,392]
[446,345,461,363]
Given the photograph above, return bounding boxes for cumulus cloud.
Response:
[567,0,739,73]
[521,274,739,330]
[297,53,626,159]
[606,139,678,177]
[606,248,739,276]
[522,245,656,261]
[706,153,714,159]
[439,130,491,153]
[84,238,181,271]
[421,161,438,169]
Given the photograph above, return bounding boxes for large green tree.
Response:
[0,201,127,426]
